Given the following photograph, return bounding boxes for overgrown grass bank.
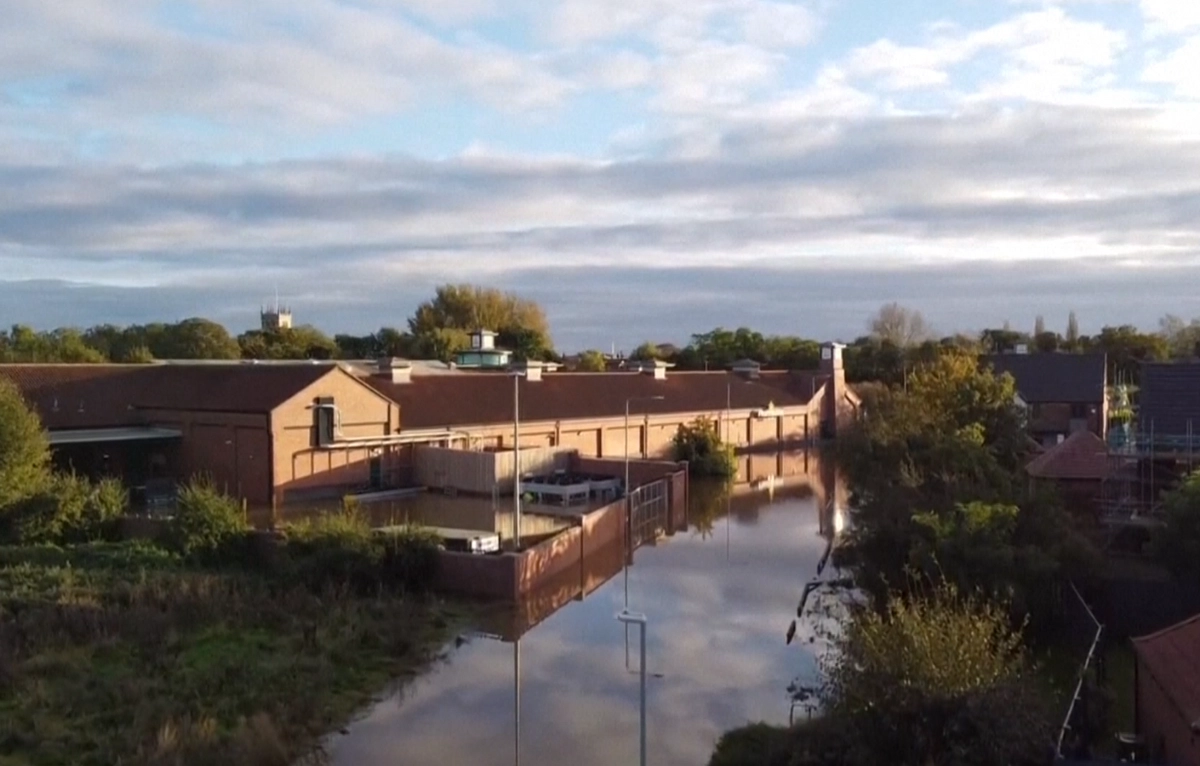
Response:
[0,535,463,766]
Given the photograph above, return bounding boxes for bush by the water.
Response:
[671,416,736,478]
[167,476,251,560]
[281,510,441,593]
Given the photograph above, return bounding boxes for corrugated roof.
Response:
[361,370,826,430]
[1025,430,1110,480]
[986,353,1107,404]
[1139,362,1200,438]
[1133,612,1200,729]
[0,363,340,428]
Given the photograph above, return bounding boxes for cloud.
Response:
[1140,0,1200,35]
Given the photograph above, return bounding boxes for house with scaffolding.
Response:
[1102,361,1200,528]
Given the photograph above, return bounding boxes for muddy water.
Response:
[325,450,848,766]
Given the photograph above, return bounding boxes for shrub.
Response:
[381,525,441,593]
[1,473,128,544]
[0,377,51,510]
[283,509,382,591]
[169,477,250,561]
[672,416,736,478]
[281,513,441,594]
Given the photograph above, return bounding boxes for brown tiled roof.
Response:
[0,363,340,429]
[0,365,149,429]
[1025,430,1110,480]
[136,364,335,412]
[362,370,825,430]
[1133,612,1200,729]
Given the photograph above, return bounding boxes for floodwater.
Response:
[326,449,849,766]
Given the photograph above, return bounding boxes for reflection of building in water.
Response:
[475,540,628,642]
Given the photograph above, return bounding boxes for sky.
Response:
[3,0,1200,350]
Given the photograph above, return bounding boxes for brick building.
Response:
[1,340,856,508]
[1133,613,1200,766]
[987,351,1108,446]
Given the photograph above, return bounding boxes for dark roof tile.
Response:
[1138,362,1200,438]
[986,353,1107,404]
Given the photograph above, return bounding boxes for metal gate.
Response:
[628,479,668,549]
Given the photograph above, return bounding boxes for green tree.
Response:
[671,417,736,478]
[238,326,338,360]
[831,350,1090,623]
[1153,470,1200,586]
[159,318,240,359]
[575,350,607,371]
[408,284,553,360]
[1090,325,1170,384]
[711,585,1053,766]
[1065,310,1080,349]
[631,342,662,361]
[0,378,51,509]
[417,327,471,363]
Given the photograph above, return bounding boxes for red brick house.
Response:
[987,351,1108,447]
[1133,613,1200,766]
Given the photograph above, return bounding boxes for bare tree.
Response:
[868,303,931,347]
[1034,315,1045,337]
[1066,311,1080,346]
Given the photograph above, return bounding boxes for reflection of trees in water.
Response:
[787,582,860,720]
[688,479,733,540]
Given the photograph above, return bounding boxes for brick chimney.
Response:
[819,342,846,437]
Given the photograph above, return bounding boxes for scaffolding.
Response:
[1101,418,1200,526]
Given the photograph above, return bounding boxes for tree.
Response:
[408,284,553,360]
[979,327,1026,354]
[830,350,1091,622]
[1065,311,1080,349]
[868,303,931,348]
[416,327,471,363]
[575,350,607,371]
[631,342,662,361]
[671,417,736,478]
[238,326,338,360]
[1034,315,1045,337]
[0,378,51,510]
[158,318,240,360]
[1158,314,1200,359]
[711,585,1054,766]
[1090,325,1169,384]
[1153,470,1200,586]
[1034,331,1061,353]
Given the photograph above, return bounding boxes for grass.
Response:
[0,541,466,766]
[1032,635,1138,758]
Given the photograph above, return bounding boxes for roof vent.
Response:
[636,359,674,380]
[730,358,762,379]
[509,359,558,382]
[375,357,412,385]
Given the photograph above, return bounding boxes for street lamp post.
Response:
[623,394,664,669]
[617,609,648,766]
[511,371,526,549]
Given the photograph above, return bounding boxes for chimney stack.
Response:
[819,342,847,437]
[375,357,412,384]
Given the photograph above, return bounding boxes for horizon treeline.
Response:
[2,290,1197,385]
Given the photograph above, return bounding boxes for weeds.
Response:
[0,540,461,766]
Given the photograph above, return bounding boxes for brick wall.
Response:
[142,409,272,504]
[271,368,399,506]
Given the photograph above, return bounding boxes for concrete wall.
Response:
[414,446,573,494]
[1136,658,1200,766]
[272,368,401,506]
[436,496,630,601]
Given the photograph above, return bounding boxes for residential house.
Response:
[1132,613,1200,765]
[987,351,1108,447]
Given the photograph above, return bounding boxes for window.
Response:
[1070,403,1088,419]
[313,397,336,446]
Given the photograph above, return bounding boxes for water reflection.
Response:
[326,449,847,766]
